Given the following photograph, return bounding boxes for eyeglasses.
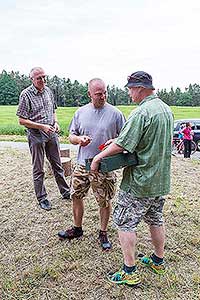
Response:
[36,75,46,81]
[94,91,107,97]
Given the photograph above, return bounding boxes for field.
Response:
[0,149,199,300]
[0,105,200,141]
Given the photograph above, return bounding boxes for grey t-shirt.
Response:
[69,103,126,165]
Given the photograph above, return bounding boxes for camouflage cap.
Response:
[125,71,155,90]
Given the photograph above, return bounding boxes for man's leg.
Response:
[58,165,90,240]
[28,133,52,210]
[150,225,165,258]
[107,191,142,286]
[92,171,116,231]
[45,135,70,198]
[99,201,112,231]
[140,197,166,274]
[92,171,116,250]
[28,134,47,201]
[118,230,137,266]
[140,224,166,274]
[73,197,84,227]
[58,196,85,240]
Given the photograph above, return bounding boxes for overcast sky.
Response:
[1,0,200,90]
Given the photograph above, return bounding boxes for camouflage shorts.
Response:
[71,164,117,208]
[113,190,165,231]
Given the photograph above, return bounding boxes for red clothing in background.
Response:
[182,127,192,140]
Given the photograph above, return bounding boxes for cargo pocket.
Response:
[113,204,129,226]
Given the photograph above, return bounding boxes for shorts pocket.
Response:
[113,204,130,226]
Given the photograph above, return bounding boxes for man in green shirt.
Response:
[91,71,174,287]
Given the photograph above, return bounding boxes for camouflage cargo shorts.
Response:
[71,164,117,208]
[113,190,165,231]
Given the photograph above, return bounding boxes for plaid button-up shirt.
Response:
[17,84,56,125]
[116,95,174,197]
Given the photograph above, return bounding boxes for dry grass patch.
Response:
[0,149,199,300]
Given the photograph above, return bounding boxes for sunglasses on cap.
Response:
[127,74,151,82]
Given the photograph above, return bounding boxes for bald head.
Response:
[88,78,107,108]
[88,78,105,92]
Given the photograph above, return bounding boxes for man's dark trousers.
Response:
[28,129,70,201]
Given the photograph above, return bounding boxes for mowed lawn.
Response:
[0,105,200,138]
[0,149,200,299]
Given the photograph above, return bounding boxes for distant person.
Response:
[182,122,194,158]
[178,123,185,140]
[58,78,126,250]
[91,71,174,286]
[16,67,70,211]
[177,123,185,153]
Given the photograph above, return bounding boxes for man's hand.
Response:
[54,122,60,133]
[90,155,101,173]
[79,135,92,147]
[91,142,124,172]
[42,124,55,134]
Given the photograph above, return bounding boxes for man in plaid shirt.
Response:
[17,67,70,211]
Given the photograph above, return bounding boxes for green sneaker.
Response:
[107,269,141,287]
[139,255,166,275]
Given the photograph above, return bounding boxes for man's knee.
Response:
[98,199,111,209]
[71,195,83,204]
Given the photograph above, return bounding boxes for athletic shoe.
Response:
[58,227,83,240]
[98,231,112,251]
[107,269,141,287]
[39,198,52,211]
[139,255,166,274]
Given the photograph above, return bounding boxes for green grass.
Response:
[0,105,200,138]
[0,150,200,299]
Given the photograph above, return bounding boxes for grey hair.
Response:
[29,67,44,79]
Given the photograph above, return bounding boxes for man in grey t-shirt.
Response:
[58,78,125,250]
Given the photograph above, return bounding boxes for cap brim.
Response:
[125,82,155,90]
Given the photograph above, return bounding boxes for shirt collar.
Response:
[30,84,46,95]
[139,94,158,106]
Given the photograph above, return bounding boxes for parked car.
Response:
[173,119,200,151]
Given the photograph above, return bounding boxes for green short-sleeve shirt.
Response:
[115,95,174,197]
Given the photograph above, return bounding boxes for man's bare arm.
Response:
[69,134,91,147]
[19,117,55,134]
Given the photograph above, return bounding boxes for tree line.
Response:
[0,70,200,106]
